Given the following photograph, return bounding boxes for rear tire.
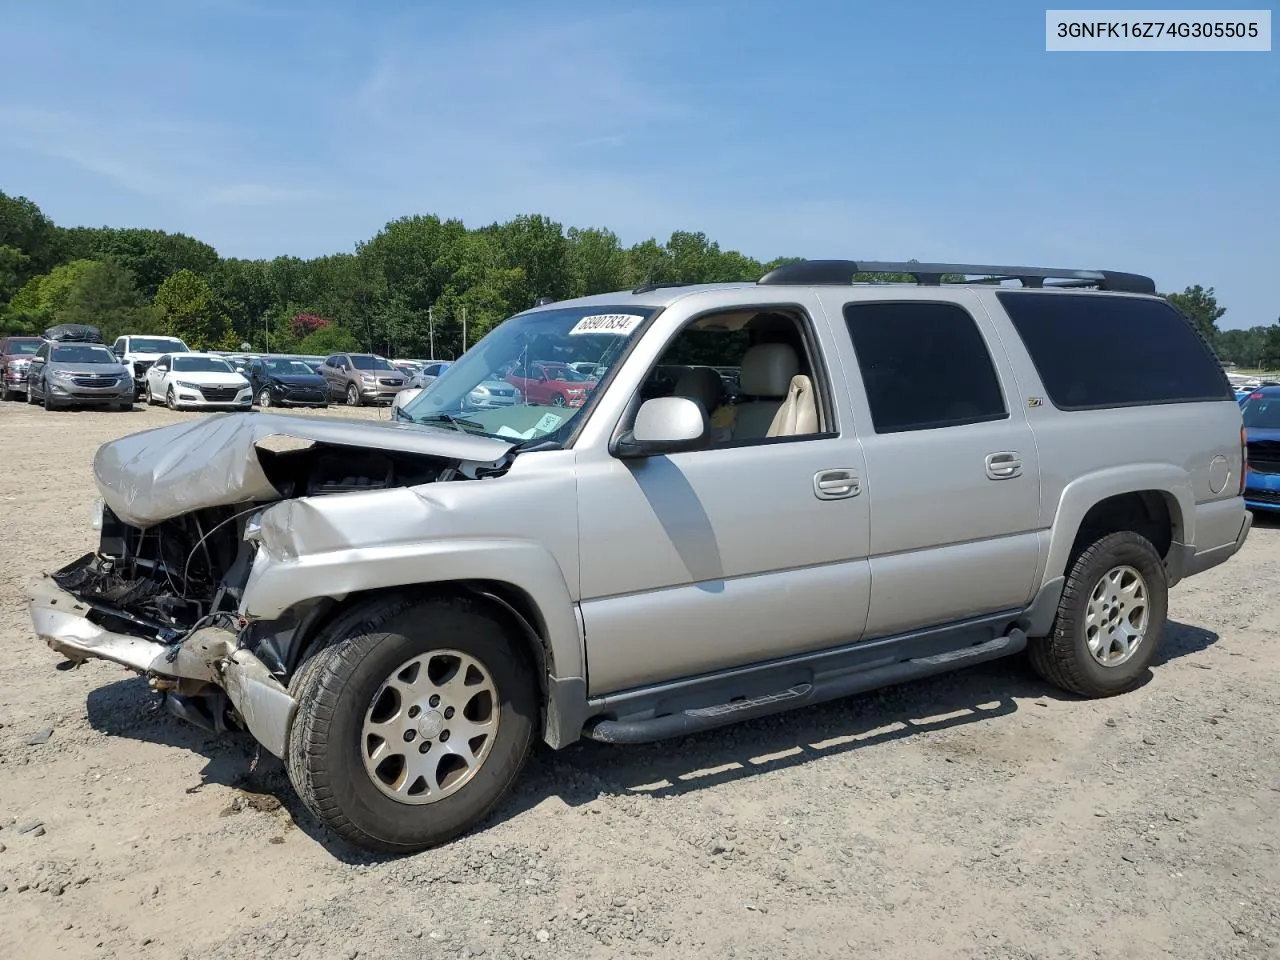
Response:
[285,595,537,854]
[0,384,10,402]
[1028,531,1167,697]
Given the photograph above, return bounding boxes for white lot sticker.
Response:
[534,412,564,433]
[567,313,645,336]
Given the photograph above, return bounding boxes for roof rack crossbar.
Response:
[756,260,1155,294]
[631,279,696,295]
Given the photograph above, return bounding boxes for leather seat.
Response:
[767,374,819,438]
[733,343,813,440]
[671,366,724,417]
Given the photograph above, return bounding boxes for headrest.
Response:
[672,366,724,414]
[740,343,800,397]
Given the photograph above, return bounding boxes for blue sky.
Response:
[0,0,1275,327]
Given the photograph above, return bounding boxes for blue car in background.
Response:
[1242,386,1280,512]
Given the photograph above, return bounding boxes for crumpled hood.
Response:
[93,411,516,528]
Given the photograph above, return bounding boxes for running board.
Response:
[584,629,1026,745]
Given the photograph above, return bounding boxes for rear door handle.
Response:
[814,468,861,500]
[985,451,1023,480]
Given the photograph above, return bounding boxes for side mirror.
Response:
[113,346,124,358]
[613,397,709,459]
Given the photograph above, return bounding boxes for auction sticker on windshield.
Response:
[567,314,645,335]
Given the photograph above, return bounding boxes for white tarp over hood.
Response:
[93,412,515,528]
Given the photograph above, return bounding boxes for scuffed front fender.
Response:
[242,536,585,683]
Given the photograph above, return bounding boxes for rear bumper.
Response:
[26,575,297,757]
[1181,507,1253,578]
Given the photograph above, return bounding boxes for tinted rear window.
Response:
[997,292,1232,409]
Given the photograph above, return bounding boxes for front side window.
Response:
[400,305,657,442]
[173,356,234,373]
[51,345,118,364]
[843,301,1007,434]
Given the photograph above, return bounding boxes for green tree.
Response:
[3,258,156,341]
[0,191,62,298]
[565,227,628,297]
[61,227,219,297]
[154,269,218,347]
[297,323,360,355]
[1164,285,1226,343]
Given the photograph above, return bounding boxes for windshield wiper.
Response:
[412,412,487,433]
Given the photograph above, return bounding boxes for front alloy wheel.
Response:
[166,387,178,411]
[258,388,273,408]
[346,383,361,406]
[286,595,536,853]
[361,650,500,804]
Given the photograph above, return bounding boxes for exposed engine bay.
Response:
[55,441,490,641]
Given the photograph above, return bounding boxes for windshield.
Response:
[52,345,117,364]
[173,356,234,373]
[130,337,189,354]
[6,338,41,356]
[351,355,395,371]
[400,305,656,442]
[265,358,316,375]
[1243,395,1280,429]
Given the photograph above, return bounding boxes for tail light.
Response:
[1240,424,1248,495]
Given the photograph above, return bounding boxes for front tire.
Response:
[346,383,361,407]
[286,595,537,854]
[145,381,155,405]
[1029,531,1168,697]
[42,384,58,411]
[166,387,179,411]
[258,388,272,408]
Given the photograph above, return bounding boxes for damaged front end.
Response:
[28,412,516,757]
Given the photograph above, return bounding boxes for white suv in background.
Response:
[142,352,252,411]
[113,335,192,399]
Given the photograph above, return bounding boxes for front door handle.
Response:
[985,451,1023,480]
[814,468,861,500]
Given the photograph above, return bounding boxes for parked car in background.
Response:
[317,353,408,406]
[25,341,133,411]
[245,356,329,408]
[0,335,43,401]
[504,359,594,407]
[1241,387,1280,512]
[142,353,252,411]
[113,335,192,399]
[408,360,451,389]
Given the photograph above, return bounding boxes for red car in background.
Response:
[505,360,594,407]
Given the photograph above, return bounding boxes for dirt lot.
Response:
[1,399,1277,960]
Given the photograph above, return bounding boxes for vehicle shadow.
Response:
[83,619,1217,862]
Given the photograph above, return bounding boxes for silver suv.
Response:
[28,260,1251,854]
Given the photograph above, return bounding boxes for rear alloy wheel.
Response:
[258,388,273,408]
[346,383,361,407]
[1029,531,1167,697]
[286,595,536,853]
[166,387,179,411]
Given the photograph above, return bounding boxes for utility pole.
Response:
[264,314,269,353]
[462,305,467,353]
[428,305,435,360]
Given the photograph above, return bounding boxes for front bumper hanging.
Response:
[26,574,297,758]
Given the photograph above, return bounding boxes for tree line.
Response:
[2,189,1275,367]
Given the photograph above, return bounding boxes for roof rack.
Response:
[631,279,698,295]
[756,260,1156,295]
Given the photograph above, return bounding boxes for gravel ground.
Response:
[1,399,1278,960]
